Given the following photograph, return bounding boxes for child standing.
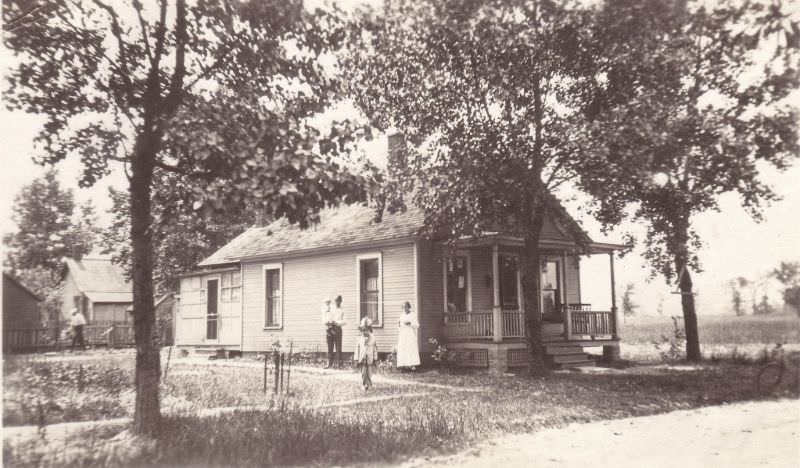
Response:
[354,317,378,391]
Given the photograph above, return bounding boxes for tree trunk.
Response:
[677,260,701,362]
[522,203,549,376]
[672,209,701,363]
[130,131,161,435]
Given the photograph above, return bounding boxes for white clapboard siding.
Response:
[241,244,416,353]
[177,273,241,347]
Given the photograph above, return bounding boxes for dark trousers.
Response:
[326,326,342,367]
[71,325,85,350]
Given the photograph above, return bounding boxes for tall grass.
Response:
[621,314,800,345]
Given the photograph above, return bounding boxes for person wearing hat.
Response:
[70,307,87,351]
[354,317,378,390]
[321,295,347,368]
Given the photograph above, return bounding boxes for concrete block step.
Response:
[545,346,584,355]
[559,360,596,368]
[552,353,590,364]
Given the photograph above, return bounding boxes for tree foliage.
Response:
[621,283,638,318]
[4,0,370,434]
[573,0,800,361]
[100,179,255,291]
[344,0,607,375]
[772,260,800,315]
[3,169,95,273]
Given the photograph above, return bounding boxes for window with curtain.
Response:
[264,266,281,328]
[359,258,380,324]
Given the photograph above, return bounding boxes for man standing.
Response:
[70,308,87,351]
[322,295,347,368]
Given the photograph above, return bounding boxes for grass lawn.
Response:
[4,349,797,468]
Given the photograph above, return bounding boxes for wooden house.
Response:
[176,203,624,371]
[3,272,43,329]
[62,256,133,324]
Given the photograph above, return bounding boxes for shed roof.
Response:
[64,257,132,303]
[198,203,592,267]
[2,272,42,302]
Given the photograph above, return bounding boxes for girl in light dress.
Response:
[354,317,378,390]
[396,301,420,369]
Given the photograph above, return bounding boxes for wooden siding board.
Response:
[176,272,241,346]
[240,244,416,354]
[2,276,41,328]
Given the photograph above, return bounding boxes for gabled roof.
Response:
[2,272,42,302]
[199,204,426,266]
[64,256,132,303]
[198,202,598,267]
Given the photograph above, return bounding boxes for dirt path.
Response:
[403,399,800,468]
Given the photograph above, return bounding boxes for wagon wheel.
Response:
[754,363,783,397]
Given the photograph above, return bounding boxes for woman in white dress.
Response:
[396,301,420,369]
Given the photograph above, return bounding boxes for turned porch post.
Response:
[609,252,618,339]
[492,243,502,342]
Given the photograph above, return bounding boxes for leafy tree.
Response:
[344,0,606,375]
[574,0,800,361]
[100,179,255,291]
[771,261,800,315]
[3,169,92,273]
[621,283,638,320]
[4,0,369,434]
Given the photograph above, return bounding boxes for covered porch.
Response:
[440,235,624,369]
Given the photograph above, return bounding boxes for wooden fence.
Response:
[3,322,172,353]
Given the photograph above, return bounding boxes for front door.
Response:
[206,278,219,340]
[499,255,520,310]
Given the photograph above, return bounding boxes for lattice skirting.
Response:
[507,348,528,367]
[450,349,489,368]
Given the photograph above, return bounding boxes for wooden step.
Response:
[542,323,565,333]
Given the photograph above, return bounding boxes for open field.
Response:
[616,313,800,362]
[4,350,797,467]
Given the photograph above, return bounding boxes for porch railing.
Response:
[501,310,525,338]
[442,306,617,341]
[567,309,616,338]
[443,312,493,339]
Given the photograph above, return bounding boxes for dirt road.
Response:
[404,399,800,468]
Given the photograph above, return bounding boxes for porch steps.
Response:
[544,337,595,368]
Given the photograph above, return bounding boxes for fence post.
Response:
[286,343,293,395]
[263,353,268,394]
[273,350,280,394]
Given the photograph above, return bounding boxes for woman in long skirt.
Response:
[396,301,420,369]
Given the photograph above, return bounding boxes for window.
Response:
[220,271,241,303]
[263,264,282,328]
[357,253,382,326]
[499,255,520,310]
[541,260,561,316]
[443,254,471,323]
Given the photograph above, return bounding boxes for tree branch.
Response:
[162,0,187,116]
[132,0,154,63]
[90,0,137,104]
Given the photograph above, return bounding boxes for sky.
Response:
[2,0,798,318]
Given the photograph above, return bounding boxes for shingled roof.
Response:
[64,257,132,303]
[198,202,590,267]
[199,204,426,266]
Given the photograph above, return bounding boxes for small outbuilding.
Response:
[62,256,132,324]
